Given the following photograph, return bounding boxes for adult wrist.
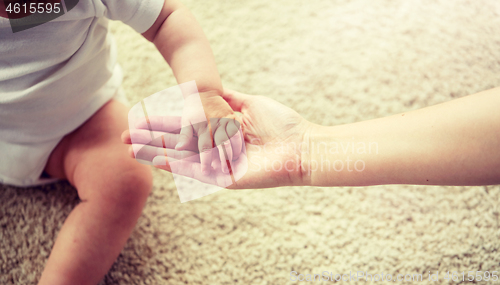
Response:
[299,123,325,187]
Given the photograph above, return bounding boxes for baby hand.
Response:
[175,91,243,175]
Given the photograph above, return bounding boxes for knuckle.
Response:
[197,127,210,137]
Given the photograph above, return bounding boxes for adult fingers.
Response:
[175,124,194,150]
[121,130,132,144]
[153,156,233,188]
[133,115,181,133]
[156,147,199,162]
[123,129,157,145]
[152,157,192,177]
[131,144,200,162]
[126,129,178,147]
[126,130,198,153]
[151,157,217,185]
[152,155,172,172]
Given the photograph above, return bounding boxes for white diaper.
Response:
[0,84,129,188]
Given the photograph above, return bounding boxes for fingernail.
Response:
[175,142,182,150]
[153,156,167,166]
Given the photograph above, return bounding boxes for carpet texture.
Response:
[2,0,500,284]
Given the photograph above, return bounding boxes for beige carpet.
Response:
[2,0,500,284]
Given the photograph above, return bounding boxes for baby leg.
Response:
[38,100,153,285]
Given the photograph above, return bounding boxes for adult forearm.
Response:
[305,87,500,187]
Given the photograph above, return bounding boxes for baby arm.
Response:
[141,0,242,174]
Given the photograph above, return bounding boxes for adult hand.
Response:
[122,89,314,189]
[175,91,244,175]
[124,87,500,189]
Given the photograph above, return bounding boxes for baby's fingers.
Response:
[226,119,242,160]
[214,121,232,174]
[198,128,214,175]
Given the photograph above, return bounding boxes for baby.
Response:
[0,0,241,284]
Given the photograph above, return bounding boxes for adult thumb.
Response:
[175,125,193,150]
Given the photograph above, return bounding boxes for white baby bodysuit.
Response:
[0,0,164,186]
[0,0,164,142]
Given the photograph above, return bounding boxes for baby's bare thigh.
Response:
[44,99,136,188]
